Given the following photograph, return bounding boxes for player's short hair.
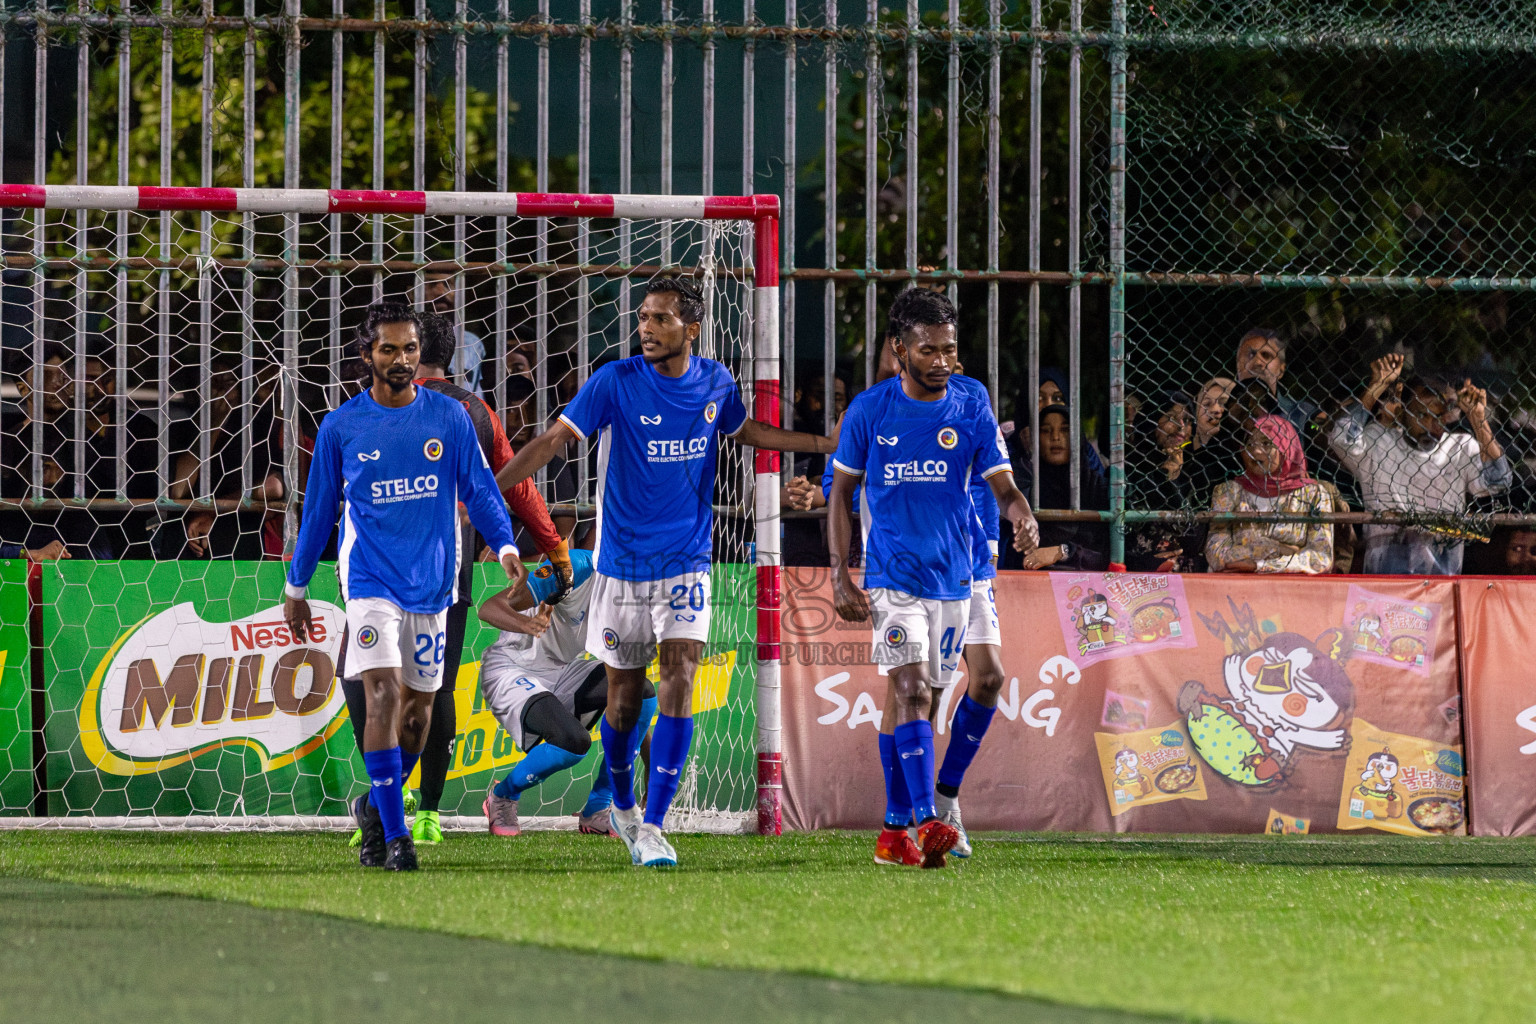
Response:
[355,302,421,360]
[643,277,706,325]
[416,309,456,369]
[887,287,958,341]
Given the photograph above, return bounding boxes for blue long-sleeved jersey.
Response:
[285,386,518,613]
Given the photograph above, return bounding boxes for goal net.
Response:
[0,187,783,834]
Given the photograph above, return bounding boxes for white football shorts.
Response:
[585,570,712,669]
[966,577,1001,649]
[869,586,970,689]
[342,596,449,693]
[479,649,604,750]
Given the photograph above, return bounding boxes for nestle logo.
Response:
[230,618,327,651]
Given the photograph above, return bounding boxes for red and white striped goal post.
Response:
[0,185,787,837]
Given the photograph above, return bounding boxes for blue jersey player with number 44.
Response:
[497,278,832,868]
[828,288,1039,869]
[283,304,525,873]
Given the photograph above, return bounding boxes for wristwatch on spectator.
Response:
[1058,542,1073,563]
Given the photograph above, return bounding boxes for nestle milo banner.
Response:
[43,561,755,818]
[1,559,31,814]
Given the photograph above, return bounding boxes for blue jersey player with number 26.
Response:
[283,303,525,873]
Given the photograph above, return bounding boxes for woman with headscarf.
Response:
[1007,404,1110,570]
[1123,389,1206,572]
[1205,414,1335,574]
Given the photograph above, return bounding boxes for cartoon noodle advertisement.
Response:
[1094,722,1208,816]
[1343,585,1439,676]
[1265,809,1311,835]
[1178,598,1354,787]
[1100,689,1150,733]
[1052,573,1195,666]
[1336,719,1465,836]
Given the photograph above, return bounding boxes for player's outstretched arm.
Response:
[827,468,870,622]
[478,584,552,637]
[493,421,577,494]
[988,470,1040,554]
[732,418,836,455]
[282,424,342,643]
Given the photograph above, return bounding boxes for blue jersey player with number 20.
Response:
[497,278,832,867]
[283,304,525,873]
[828,288,1038,869]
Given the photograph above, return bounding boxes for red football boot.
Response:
[916,818,960,869]
[873,826,923,867]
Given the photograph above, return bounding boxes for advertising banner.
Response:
[0,559,30,814]
[782,569,1464,836]
[1458,579,1536,836]
[41,561,755,818]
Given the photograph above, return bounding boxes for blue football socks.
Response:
[643,713,694,827]
[893,720,938,824]
[600,714,645,811]
[878,731,914,828]
[494,742,585,801]
[936,694,998,798]
[581,761,615,817]
[401,747,422,787]
[362,746,407,842]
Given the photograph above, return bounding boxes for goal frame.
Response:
[0,184,786,836]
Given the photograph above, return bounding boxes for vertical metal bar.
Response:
[372,0,385,302]
[455,0,467,394]
[822,0,836,435]
[241,0,254,500]
[199,0,214,498]
[74,0,89,501]
[986,0,1000,419]
[743,0,755,198]
[495,0,509,425]
[117,20,131,498]
[158,0,172,503]
[413,0,426,307]
[330,0,344,410]
[1108,0,1128,564]
[862,0,876,399]
[283,0,302,553]
[702,0,715,196]
[576,0,591,505]
[904,0,917,278]
[1027,0,1041,507]
[945,0,958,311]
[781,0,796,474]
[29,18,44,503]
[661,0,674,262]
[1068,0,1083,511]
[535,0,549,487]
[0,9,7,188]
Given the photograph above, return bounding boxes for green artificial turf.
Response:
[3,830,1535,1024]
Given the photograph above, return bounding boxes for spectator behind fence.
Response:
[169,354,286,560]
[503,374,538,448]
[1,341,159,559]
[1235,327,1317,435]
[781,368,851,567]
[1193,376,1236,449]
[1328,353,1511,575]
[1205,414,1334,574]
[1180,377,1278,510]
[423,270,485,397]
[1010,404,1109,571]
[1124,390,1206,572]
[1473,525,1536,575]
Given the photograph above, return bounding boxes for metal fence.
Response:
[3,0,1536,575]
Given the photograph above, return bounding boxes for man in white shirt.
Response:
[1328,353,1510,574]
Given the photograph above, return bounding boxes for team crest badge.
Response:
[602,628,620,650]
[357,625,379,649]
[423,437,444,461]
[885,626,907,647]
[704,401,718,424]
[534,564,553,579]
[936,427,959,450]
